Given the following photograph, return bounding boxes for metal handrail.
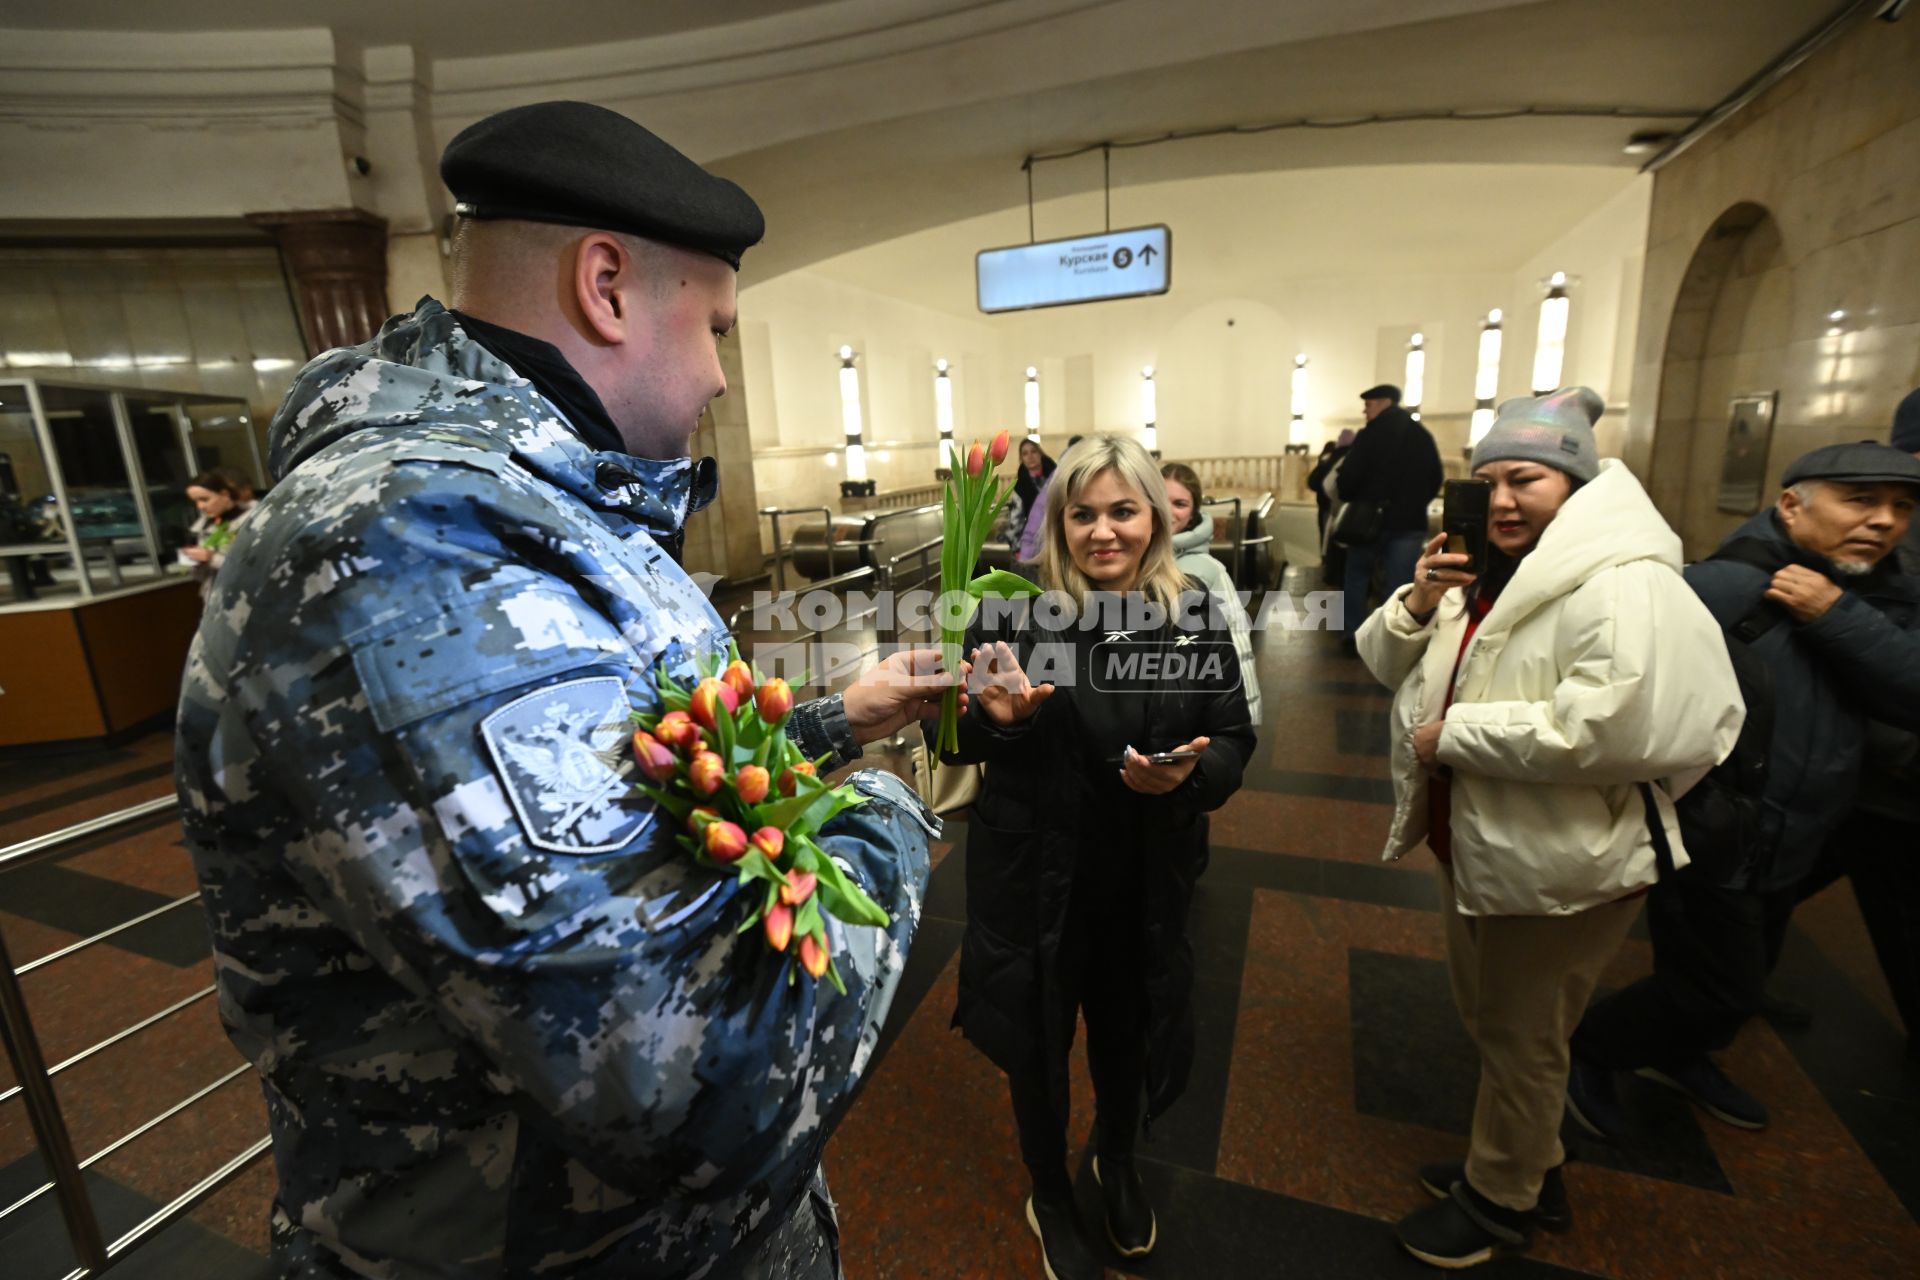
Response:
[0,922,106,1270]
[864,502,943,525]
[15,893,199,977]
[1202,495,1245,583]
[885,535,944,592]
[79,1136,275,1279]
[0,986,217,1107]
[1,1062,254,1222]
[727,563,887,699]
[0,782,271,1278]
[0,794,178,875]
[727,563,879,633]
[760,505,834,590]
[878,535,945,647]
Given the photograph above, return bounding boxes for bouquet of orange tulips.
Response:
[630,645,887,993]
[934,430,1042,762]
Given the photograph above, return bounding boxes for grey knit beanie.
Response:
[1470,386,1603,482]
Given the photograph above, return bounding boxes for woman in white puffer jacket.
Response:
[1357,388,1743,1270]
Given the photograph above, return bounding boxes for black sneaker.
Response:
[1025,1190,1105,1280]
[1565,1056,1623,1140]
[1091,1155,1157,1258]
[1395,1180,1532,1270]
[1416,1162,1570,1234]
[1636,1056,1768,1130]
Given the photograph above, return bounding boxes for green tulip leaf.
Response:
[967,568,1042,600]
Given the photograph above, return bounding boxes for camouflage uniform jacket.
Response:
[174,299,934,1279]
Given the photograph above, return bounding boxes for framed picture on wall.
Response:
[1716,392,1777,514]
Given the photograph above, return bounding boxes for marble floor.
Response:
[3,568,1917,1279]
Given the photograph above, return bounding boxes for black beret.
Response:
[1359,384,1402,403]
[1781,441,1920,490]
[441,101,764,270]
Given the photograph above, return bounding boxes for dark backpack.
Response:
[1642,538,1782,888]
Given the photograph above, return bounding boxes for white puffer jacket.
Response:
[1356,460,1745,917]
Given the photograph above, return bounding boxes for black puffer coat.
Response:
[941,589,1255,1126]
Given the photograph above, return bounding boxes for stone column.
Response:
[248,209,391,354]
[681,328,765,581]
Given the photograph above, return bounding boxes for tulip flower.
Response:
[734,764,770,805]
[780,870,817,907]
[631,730,676,782]
[655,710,699,752]
[689,678,738,731]
[721,660,756,705]
[778,760,817,796]
[988,428,1010,466]
[703,820,748,862]
[965,442,986,477]
[751,826,784,860]
[756,677,792,725]
[799,933,830,980]
[687,750,725,796]
[764,903,793,952]
[687,806,721,833]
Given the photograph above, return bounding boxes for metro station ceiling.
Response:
[0,0,1852,277]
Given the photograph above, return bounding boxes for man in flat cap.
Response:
[1334,383,1445,644]
[1789,400,1920,1055]
[177,101,950,1279]
[1570,441,1920,1139]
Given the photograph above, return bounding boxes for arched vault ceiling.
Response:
[0,0,842,59]
[799,164,1643,320]
[2,0,1846,277]
[710,0,1838,282]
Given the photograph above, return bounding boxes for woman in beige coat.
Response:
[1357,388,1743,1269]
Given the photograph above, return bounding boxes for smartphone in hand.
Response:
[1441,479,1491,576]
[1111,748,1203,766]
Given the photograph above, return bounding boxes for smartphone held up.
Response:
[1441,479,1491,576]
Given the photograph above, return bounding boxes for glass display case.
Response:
[0,378,263,604]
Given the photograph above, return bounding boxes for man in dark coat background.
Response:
[1789,394,1920,1054]
[1335,383,1444,638]
[1570,441,1920,1136]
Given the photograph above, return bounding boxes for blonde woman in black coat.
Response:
[942,434,1255,1280]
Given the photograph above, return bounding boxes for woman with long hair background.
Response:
[180,468,257,600]
[1160,460,1262,725]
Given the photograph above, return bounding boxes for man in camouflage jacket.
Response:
[175,104,950,1279]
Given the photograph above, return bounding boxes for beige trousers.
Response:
[1440,868,1641,1212]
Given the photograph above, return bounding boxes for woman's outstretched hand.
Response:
[969,641,1055,726]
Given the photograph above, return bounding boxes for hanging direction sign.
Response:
[976,224,1172,314]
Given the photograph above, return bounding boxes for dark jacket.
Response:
[1856,520,1920,823]
[1333,407,1444,536]
[941,587,1255,1127]
[1685,510,1920,888]
[1307,443,1350,529]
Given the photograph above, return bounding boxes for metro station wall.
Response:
[740,270,1007,530]
[1629,13,1920,556]
[991,276,1511,463]
[1505,177,1652,459]
[740,211,1654,538]
[0,247,310,429]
